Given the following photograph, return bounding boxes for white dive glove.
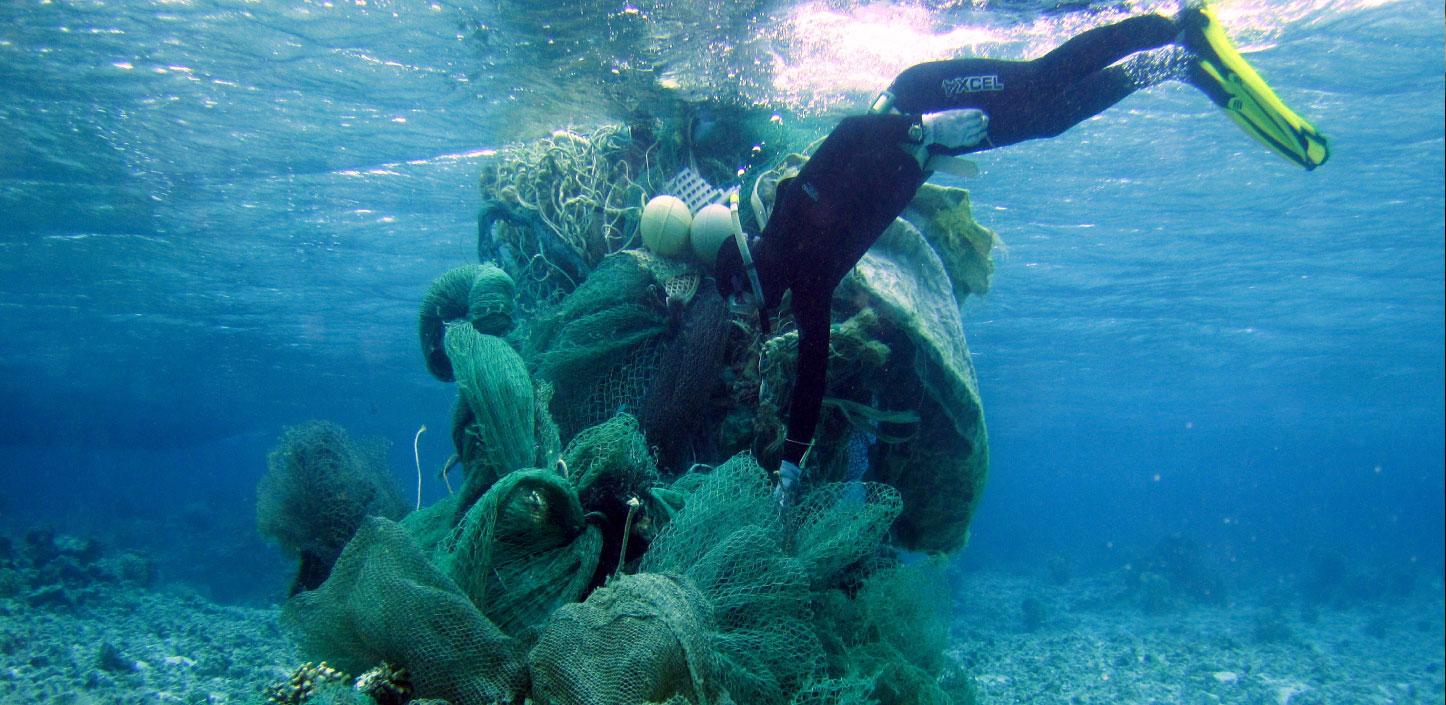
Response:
[773,460,803,508]
[920,109,989,150]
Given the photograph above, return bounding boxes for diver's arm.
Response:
[773,293,830,507]
[782,291,832,469]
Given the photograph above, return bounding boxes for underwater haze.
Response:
[1,0,1443,702]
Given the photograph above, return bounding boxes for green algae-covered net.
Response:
[257,420,406,594]
[419,263,517,382]
[525,253,671,440]
[439,468,603,638]
[275,118,996,705]
[445,323,537,507]
[283,517,528,704]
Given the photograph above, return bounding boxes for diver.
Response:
[714,4,1329,505]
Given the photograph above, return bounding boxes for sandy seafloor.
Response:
[3,536,1442,705]
[952,572,1445,705]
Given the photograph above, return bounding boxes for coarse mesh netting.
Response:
[561,412,659,511]
[285,457,972,705]
[257,420,404,567]
[785,481,905,590]
[467,263,518,334]
[527,572,720,705]
[789,678,880,705]
[282,517,527,705]
[257,420,405,593]
[438,469,603,638]
[445,323,537,510]
[519,453,973,705]
[532,455,819,705]
[526,253,670,440]
[278,121,1000,705]
[400,491,463,559]
[419,264,516,381]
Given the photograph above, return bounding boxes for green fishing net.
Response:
[534,455,826,705]
[789,678,879,705]
[445,323,537,508]
[286,459,968,705]
[256,420,405,592]
[467,264,517,334]
[279,122,1002,705]
[525,253,671,439]
[283,517,527,704]
[419,263,516,381]
[399,492,462,558]
[527,572,719,705]
[561,412,658,511]
[522,454,965,705]
[850,209,992,553]
[439,469,602,638]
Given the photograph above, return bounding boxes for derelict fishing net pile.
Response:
[279,123,998,705]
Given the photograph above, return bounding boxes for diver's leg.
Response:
[986,60,1161,148]
[1031,66,1139,142]
[883,58,1030,115]
[880,15,1176,132]
[1031,14,1178,84]
[915,48,1185,155]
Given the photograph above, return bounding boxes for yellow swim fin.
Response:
[1181,5,1330,170]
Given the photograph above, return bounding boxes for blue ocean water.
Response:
[1,0,1441,620]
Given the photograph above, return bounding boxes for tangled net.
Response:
[278,115,1001,705]
[479,124,678,309]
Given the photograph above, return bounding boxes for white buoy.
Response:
[640,195,692,258]
[689,203,734,265]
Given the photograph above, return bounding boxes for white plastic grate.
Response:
[662,168,726,214]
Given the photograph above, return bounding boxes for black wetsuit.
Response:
[889,14,1178,152]
[743,14,1180,467]
[748,113,926,466]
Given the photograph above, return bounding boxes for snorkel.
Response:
[729,190,772,336]
[868,90,896,115]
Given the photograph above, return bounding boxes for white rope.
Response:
[413,425,427,511]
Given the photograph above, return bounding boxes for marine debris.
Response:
[478,123,679,310]
[267,113,1003,705]
[257,420,406,595]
